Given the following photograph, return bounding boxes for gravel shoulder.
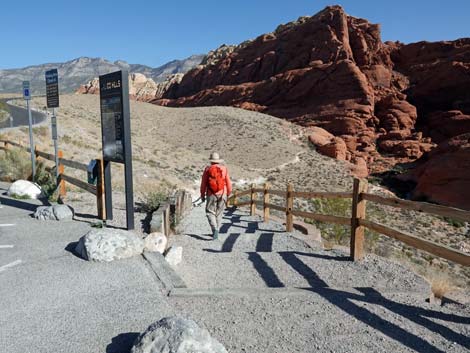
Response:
[167,206,470,353]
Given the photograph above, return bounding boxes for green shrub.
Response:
[34,162,57,200]
[308,198,352,245]
[137,181,172,213]
[0,148,31,181]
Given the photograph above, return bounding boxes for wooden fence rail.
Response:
[228,179,470,267]
[1,139,105,220]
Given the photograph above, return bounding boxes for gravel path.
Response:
[168,206,470,353]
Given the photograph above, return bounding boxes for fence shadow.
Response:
[247,250,470,353]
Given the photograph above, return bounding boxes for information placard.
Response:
[45,69,59,108]
[99,71,126,163]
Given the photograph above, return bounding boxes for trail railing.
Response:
[0,139,106,219]
[228,179,470,266]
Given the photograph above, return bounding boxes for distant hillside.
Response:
[0,55,204,94]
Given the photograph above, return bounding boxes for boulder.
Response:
[317,137,348,160]
[34,204,74,221]
[7,180,44,199]
[131,316,227,353]
[75,228,144,262]
[144,232,168,254]
[165,246,182,266]
[308,127,335,146]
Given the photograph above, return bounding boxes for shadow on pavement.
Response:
[0,195,42,212]
[106,332,140,353]
[247,252,284,288]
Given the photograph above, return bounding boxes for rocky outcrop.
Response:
[77,73,184,101]
[131,316,227,353]
[402,134,470,210]
[153,5,438,174]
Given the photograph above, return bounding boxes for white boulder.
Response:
[34,205,74,221]
[7,180,44,199]
[144,232,168,254]
[165,246,182,266]
[75,228,144,262]
[131,316,227,353]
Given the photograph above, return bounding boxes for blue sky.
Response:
[1,0,469,69]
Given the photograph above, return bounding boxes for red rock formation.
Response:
[153,6,432,173]
[403,134,470,210]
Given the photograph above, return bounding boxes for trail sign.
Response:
[45,69,59,108]
[51,115,57,140]
[22,81,31,100]
[99,70,134,230]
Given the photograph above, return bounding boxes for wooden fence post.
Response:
[96,158,106,220]
[57,150,66,197]
[286,183,294,232]
[233,190,238,207]
[350,178,368,261]
[250,183,256,216]
[263,183,270,222]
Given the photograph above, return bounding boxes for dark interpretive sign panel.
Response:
[45,69,59,108]
[99,71,127,163]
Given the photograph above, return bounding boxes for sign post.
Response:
[22,81,36,180]
[99,70,134,230]
[45,69,60,180]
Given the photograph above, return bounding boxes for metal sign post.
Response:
[22,81,36,180]
[45,69,60,180]
[99,70,134,230]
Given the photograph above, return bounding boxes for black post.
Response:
[104,160,113,220]
[121,72,134,230]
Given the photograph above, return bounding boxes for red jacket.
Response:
[200,164,232,197]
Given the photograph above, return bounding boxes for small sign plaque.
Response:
[22,81,31,100]
[51,115,57,140]
[45,69,59,108]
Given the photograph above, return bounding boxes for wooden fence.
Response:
[0,139,106,219]
[228,179,470,266]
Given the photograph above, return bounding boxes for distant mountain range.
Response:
[0,55,204,94]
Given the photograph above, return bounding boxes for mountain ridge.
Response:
[0,54,204,94]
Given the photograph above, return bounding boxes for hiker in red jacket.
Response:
[200,152,232,240]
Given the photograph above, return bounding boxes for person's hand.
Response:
[201,195,206,203]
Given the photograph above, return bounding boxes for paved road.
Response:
[0,182,174,353]
[0,98,47,130]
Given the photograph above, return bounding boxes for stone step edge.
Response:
[142,251,187,291]
[169,286,427,298]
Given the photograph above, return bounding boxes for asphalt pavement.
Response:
[0,182,174,353]
[0,98,47,130]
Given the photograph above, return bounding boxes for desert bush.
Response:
[33,126,49,138]
[308,198,351,245]
[34,162,57,200]
[428,272,454,299]
[0,148,31,181]
[137,180,173,213]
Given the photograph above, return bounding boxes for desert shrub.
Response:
[137,180,173,213]
[34,162,57,200]
[33,126,49,138]
[308,198,351,245]
[427,272,454,299]
[0,148,31,181]
[442,216,466,228]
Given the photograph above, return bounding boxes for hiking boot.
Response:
[213,230,219,240]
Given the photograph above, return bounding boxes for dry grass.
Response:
[428,272,455,299]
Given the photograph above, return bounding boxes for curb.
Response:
[142,251,186,293]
